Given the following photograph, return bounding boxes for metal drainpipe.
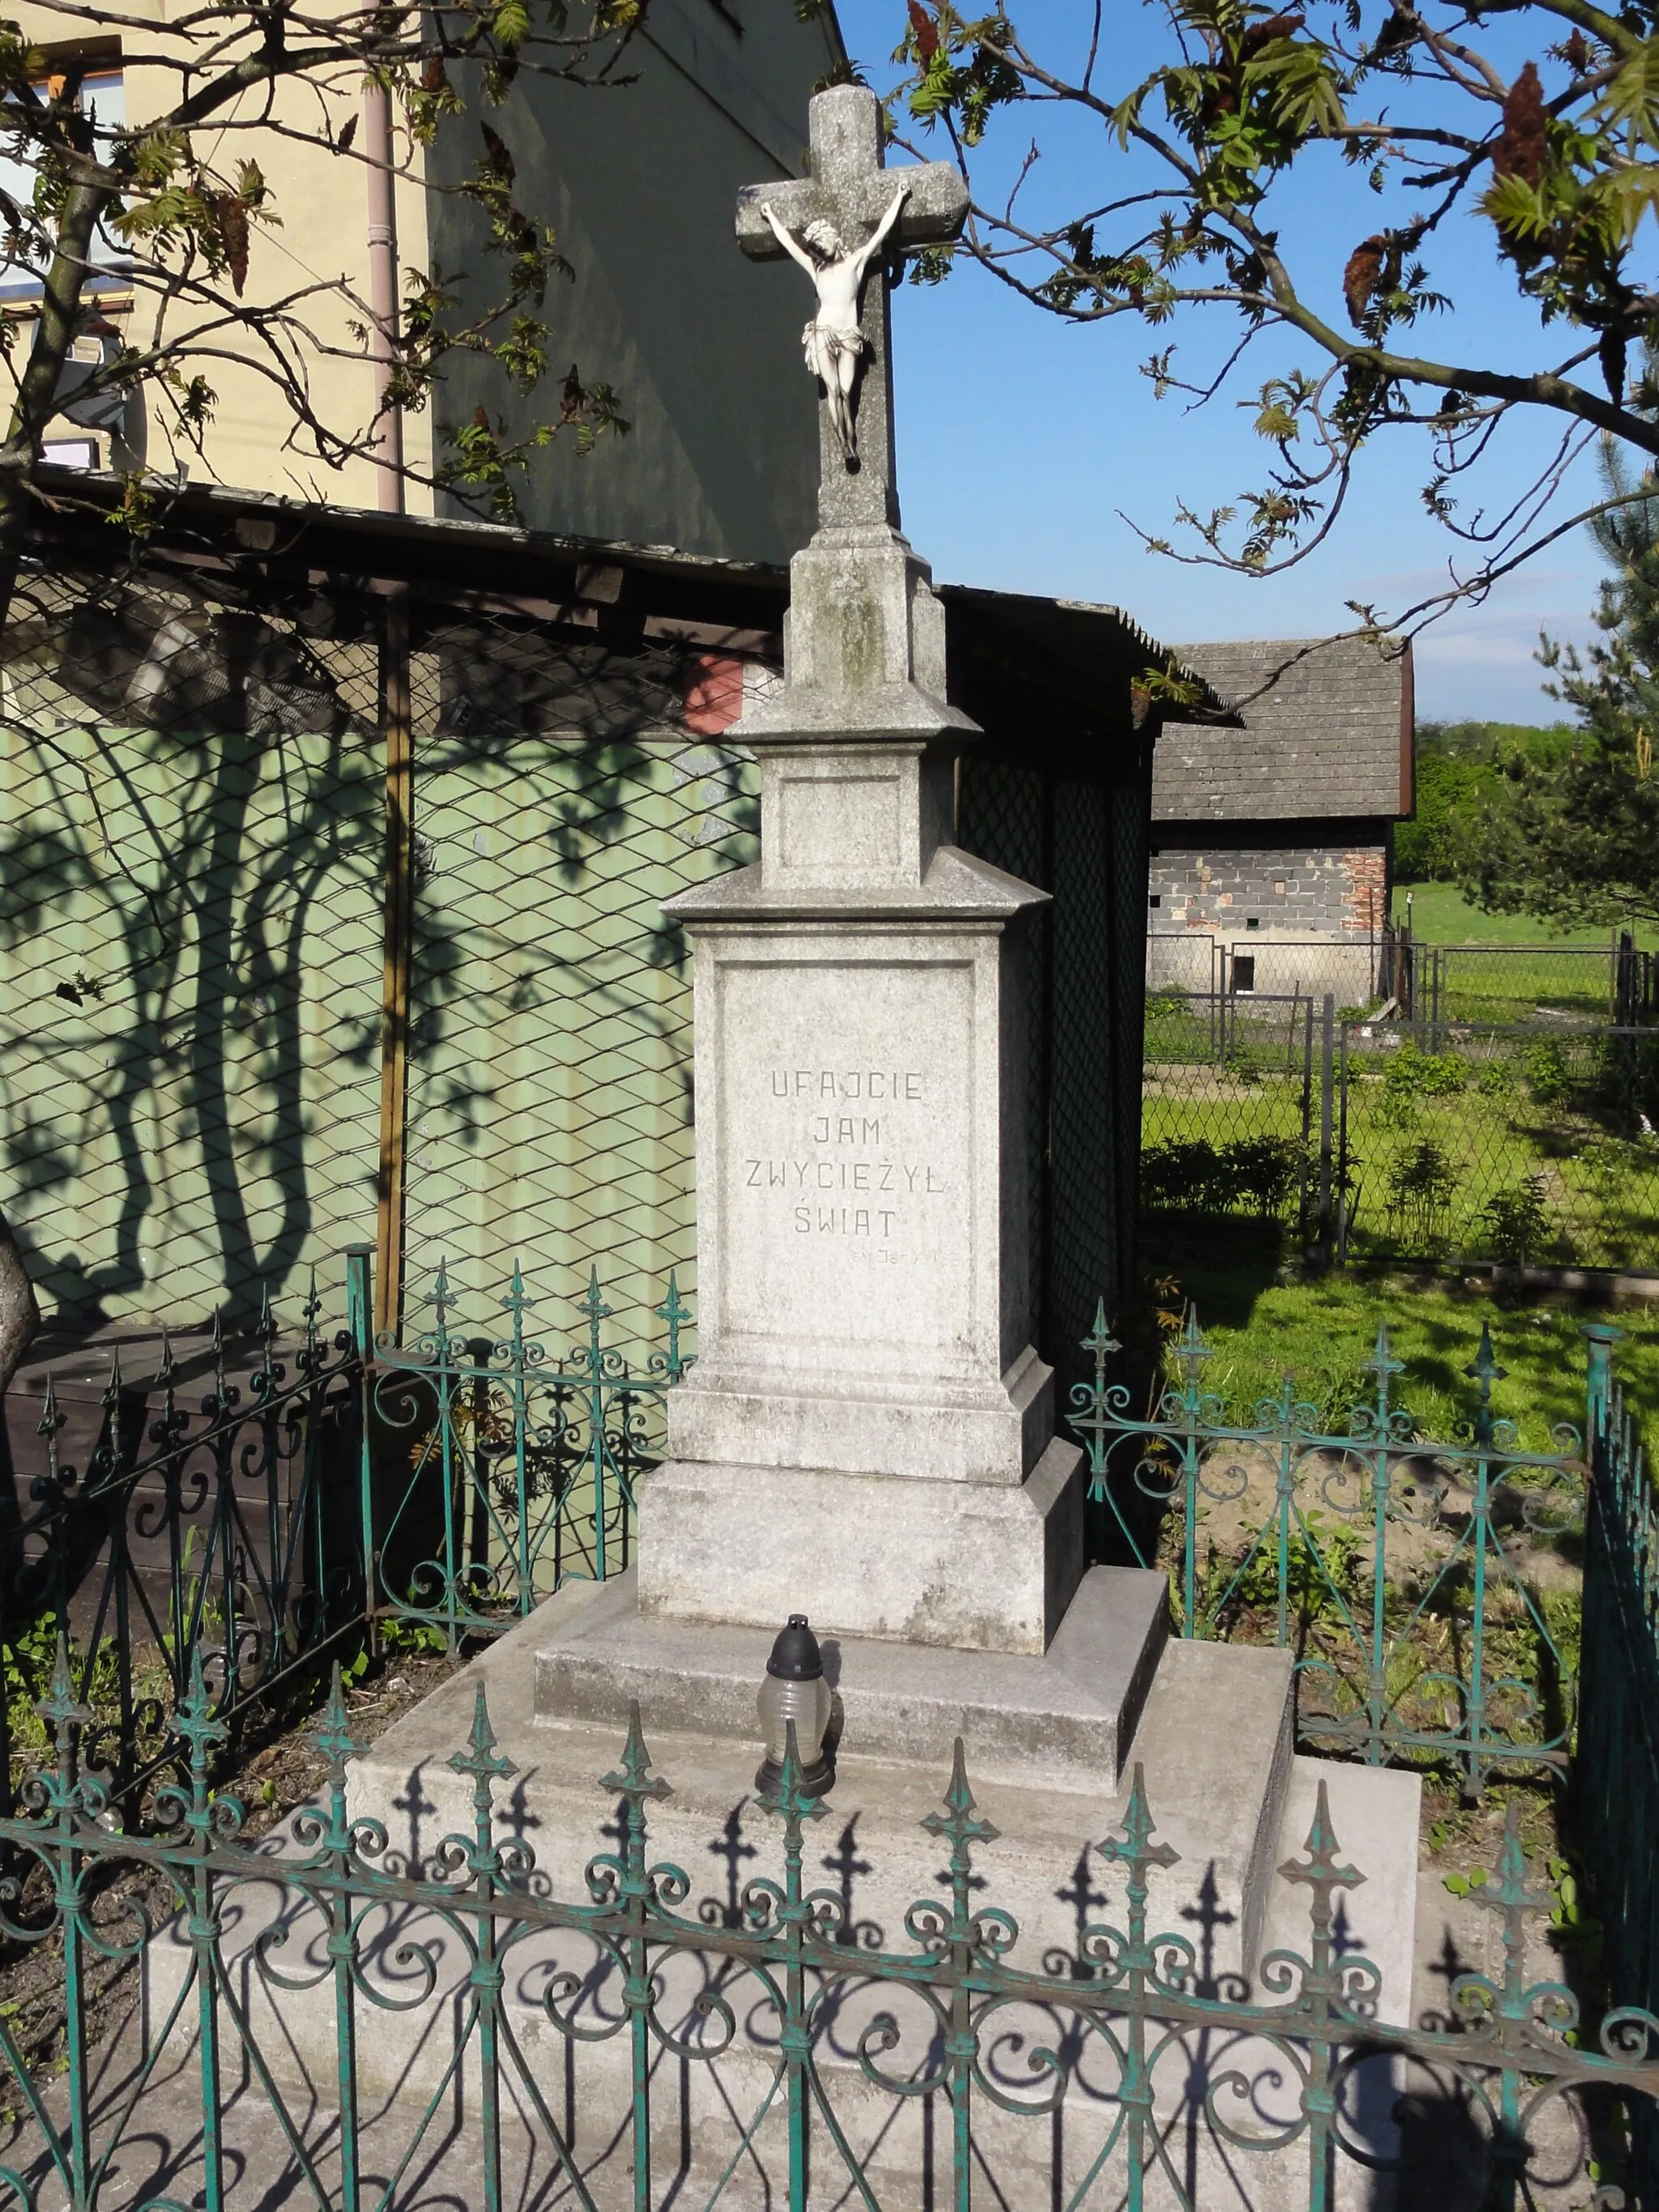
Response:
[364,79,405,513]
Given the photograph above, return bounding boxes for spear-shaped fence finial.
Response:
[1173,1303,1211,1403]
[655,1269,692,1380]
[37,1632,90,1777]
[1097,1762,1179,1968]
[922,1737,999,1935]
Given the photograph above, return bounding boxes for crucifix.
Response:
[736,85,968,535]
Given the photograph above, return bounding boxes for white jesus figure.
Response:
[760,182,909,467]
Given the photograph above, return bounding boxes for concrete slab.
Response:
[1112,1637,1296,1978]
[1263,1756,1422,2029]
[535,1559,1169,1790]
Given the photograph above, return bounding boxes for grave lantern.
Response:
[756,1614,834,1798]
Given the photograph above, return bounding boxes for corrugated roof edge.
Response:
[940,581,1224,713]
[25,462,795,586]
[23,463,1217,705]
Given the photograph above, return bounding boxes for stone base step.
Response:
[535,1560,1168,1791]
[134,1587,1418,2212]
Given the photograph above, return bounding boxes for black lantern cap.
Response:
[766,1613,823,1681]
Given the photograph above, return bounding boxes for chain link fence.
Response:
[1402,937,1653,1025]
[1149,929,1387,1010]
[0,560,770,1347]
[1337,1018,1659,1268]
[0,529,1143,1360]
[397,619,761,1347]
[0,561,385,1327]
[1153,926,1657,1029]
[1142,991,1322,1247]
[1141,982,1659,1271]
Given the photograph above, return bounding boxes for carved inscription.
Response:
[740,1069,946,1245]
[718,963,973,1357]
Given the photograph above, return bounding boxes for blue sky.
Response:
[834,1,1611,724]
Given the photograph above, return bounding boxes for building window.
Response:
[44,437,96,468]
[1232,955,1256,994]
[0,63,127,300]
[1246,915,1260,930]
[1149,893,1161,908]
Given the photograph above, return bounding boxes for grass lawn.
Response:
[1137,1218,1658,1450]
[1392,881,1657,950]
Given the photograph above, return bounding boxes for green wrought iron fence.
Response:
[1068,1304,1597,1795]
[1580,1338,1659,2199]
[365,1257,691,1644]
[0,1253,373,1819]
[0,1245,689,1817]
[2,1647,1655,2212]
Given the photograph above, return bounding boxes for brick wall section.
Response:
[1148,844,1388,936]
[1341,846,1388,936]
[681,652,746,734]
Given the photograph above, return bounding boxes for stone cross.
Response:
[639,79,1073,1661]
[736,85,967,535]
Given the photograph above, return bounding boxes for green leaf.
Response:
[1593,44,1659,144]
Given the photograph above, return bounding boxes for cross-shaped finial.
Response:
[736,85,967,535]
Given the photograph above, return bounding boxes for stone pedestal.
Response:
[145,1583,1421,2208]
[538,1562,1166,1790]
[639,515,1089,1653]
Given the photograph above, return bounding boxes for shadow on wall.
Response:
[0,576,755,1328]
[0,578,383,1327]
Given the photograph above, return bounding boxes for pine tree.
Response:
[1463,419,1659,929]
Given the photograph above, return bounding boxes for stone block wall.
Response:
[1147,842,1388,938]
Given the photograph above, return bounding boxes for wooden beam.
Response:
[374,586,413,1342]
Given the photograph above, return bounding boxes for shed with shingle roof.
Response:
[1154,634,1412,827]
[1147,633,1415,1001]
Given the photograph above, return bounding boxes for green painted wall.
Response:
[0,587,757,1360]
[0,580,1139,1367]
[0,584,384,1328]
[399,624,757,1349]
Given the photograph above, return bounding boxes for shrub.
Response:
[1385,1042,1470,1101]
[1476,1058,1512,1098]
[1141,1136,1307,1218]
[1384,1139,1457,1247]
[1374,1042,1469,1132]
[1141,1139,1222,1210]
[1222,1136,1306,1215]
[1480,1175,1551,1264]
[1523,1038,1570,1105]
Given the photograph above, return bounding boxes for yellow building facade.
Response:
[4,1,844,558]
[11,0,437,509]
